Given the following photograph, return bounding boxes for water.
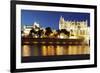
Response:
[22,44,90,57]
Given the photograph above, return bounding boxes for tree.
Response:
[57,29,61,35]
[56,29,61,38]
[29,28,37,38]
[37,29,43,38]
[45,27,52,37]
[60,29,70,37]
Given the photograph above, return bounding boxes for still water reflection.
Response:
[22,45,90,57]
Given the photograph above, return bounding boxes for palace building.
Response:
[22,22,40,37]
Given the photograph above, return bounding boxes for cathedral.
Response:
[59,16,90,43]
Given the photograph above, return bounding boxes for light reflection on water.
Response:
[22,45,90,57]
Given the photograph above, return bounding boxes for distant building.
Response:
[34,22,40,28]
[22,22,40,36]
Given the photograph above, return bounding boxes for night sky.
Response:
[21,10,90,30]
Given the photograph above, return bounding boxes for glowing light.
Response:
[24,29,31,36]
[42,46,47,56]
[22,45,31,57]
[59,35,64,39]
[34,22,39,27]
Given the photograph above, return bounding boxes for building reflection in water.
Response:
[22,45,31,56]
[22,44,90,57]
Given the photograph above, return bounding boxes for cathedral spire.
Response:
[59,16,64,24]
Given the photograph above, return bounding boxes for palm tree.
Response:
[56,29,61,38]
[60,29,70,38]
[45,27,52,37]
[37,29,43,38]
[29,28,37,38]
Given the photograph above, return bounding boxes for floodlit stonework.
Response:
[59,16,90,41]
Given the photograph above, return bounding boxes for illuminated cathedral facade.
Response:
[59,16,90,43]
[22,16,90,44]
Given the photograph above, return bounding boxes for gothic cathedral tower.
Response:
[59,16,65,30]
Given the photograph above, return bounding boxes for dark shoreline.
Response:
[22,54,90,63]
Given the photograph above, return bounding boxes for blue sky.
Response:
[21,10,90,30]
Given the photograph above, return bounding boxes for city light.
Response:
[21,16,90,57]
